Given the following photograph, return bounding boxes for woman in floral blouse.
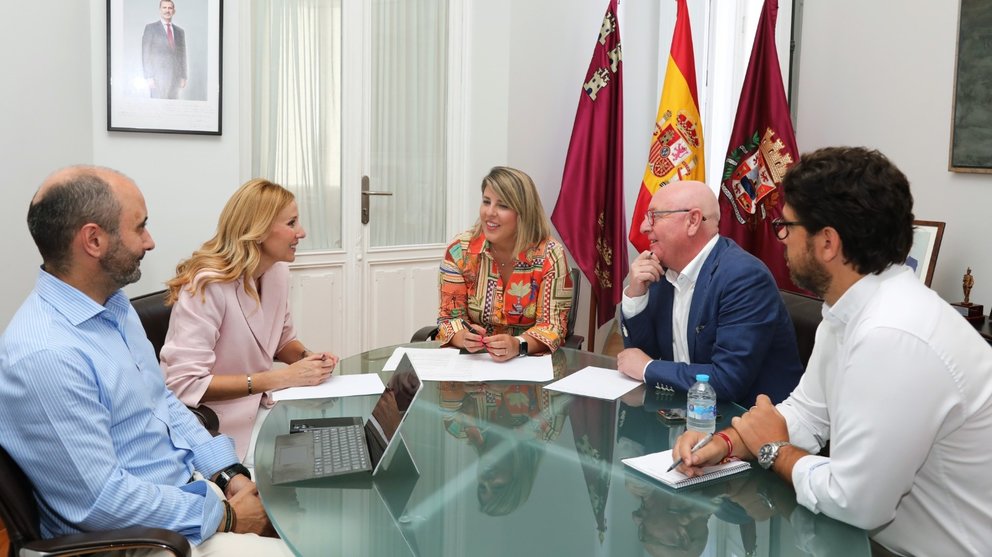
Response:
[436,166,573,360]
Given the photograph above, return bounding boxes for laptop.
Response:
[271,354,423,484]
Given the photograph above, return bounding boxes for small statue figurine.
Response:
[963,267,975,305]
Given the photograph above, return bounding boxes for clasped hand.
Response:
[456,323,518,362]
[285,352,337,387]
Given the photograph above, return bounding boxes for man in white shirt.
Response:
[616,180,804,406]
[673,147,992,556]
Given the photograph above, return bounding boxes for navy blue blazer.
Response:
[621,237,804,406]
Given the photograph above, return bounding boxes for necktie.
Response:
[166,23,175,48]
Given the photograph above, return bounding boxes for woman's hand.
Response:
[454,322,488,353]
[278,353,335,389]
[483,333,519,362]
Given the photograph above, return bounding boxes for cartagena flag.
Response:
[718,0,801,292]
[629,0,704,253]
[551,0,627,327]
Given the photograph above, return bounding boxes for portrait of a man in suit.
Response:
[142,0,187,99]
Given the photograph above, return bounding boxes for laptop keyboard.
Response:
[312,425,371,477]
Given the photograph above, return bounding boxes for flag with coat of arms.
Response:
[718,0,801,293]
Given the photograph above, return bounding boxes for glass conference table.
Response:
[255,344,869,557]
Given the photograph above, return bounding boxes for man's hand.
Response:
[224,474,253,499]
[731,394,789,457]
[625,250,664,298]
[672,429,728,477]
[672,430,727,477]
[227,484,276,537]
[617,348,651,381]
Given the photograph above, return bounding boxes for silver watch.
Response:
[757,441,790,469]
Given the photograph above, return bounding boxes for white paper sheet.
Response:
[544,366,642,399]
[269,373,386,402]
[383,347,553,382]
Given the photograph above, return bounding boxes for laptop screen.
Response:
[365,354,422,474]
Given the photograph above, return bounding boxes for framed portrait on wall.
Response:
[949,0,992,172]
[107,0,223,134]
[907,220,945,287]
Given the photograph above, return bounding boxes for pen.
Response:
[667,433,713,472]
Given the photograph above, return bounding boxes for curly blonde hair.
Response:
[165,179,295,304]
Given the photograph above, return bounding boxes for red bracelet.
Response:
[715,431,733,459]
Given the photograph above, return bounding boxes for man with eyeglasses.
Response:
[672,147,992,557]
[616,180,804,407]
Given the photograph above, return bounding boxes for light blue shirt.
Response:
[0,270,238,544]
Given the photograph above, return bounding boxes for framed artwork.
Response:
[107,0,223,134]
[907,221,945,287]
[949,0,992,172]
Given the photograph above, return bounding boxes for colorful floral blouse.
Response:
[436,229,573,352]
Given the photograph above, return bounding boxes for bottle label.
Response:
[687,402,716,420]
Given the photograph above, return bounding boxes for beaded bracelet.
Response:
[247,374,253,395]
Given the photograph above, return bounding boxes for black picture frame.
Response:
[107,0,223,135]
[949,0,992,173]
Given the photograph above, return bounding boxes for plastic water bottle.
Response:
[687,374,717,433]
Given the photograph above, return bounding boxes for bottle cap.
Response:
[696,374,709,382]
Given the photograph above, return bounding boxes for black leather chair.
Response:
[0,444,190,557]
[130,290,220,435]
[779,289,823,369]
[410,267,586,349]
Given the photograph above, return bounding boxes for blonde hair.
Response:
[472,167,552,256]
[166,179,295,304]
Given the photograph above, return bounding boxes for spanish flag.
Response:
[629,0,704,252]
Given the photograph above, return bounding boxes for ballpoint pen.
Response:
[667,433,713,472]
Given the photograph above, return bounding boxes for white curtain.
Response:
[251,0,342,251]
[369,0,448,248]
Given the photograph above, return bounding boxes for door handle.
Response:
[361,175,393,224]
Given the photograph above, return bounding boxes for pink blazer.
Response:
[161,263,296,460]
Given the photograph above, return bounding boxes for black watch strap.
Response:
[215,463,251,492]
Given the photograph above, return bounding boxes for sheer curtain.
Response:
[369,0,448,248]
[252,0,342,251]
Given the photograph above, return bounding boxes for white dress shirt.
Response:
[778,265,992,556]
[623,235,719,376]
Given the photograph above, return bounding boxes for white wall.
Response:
[795,0,992,307]
[0,1,94,326]
[0,1,247,328]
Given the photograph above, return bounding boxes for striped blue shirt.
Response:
[0,270,238,544]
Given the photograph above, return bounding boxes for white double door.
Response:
[284,0,466,358]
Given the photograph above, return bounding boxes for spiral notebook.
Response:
[622,449,750,489]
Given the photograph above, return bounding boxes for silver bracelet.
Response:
[247,374,253,395]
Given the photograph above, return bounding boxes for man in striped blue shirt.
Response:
[0,166,292,555]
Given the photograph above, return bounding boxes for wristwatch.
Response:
[516,336,529,357]
[757,441,790,469]
[215,463,251,492]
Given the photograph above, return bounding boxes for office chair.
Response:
[410,267,585,349]
[131,290,220,435]
[0,444,190,557]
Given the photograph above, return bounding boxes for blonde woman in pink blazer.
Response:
[161,179,338,463]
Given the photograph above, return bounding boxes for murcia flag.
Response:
[552,0,627,327]
[629,0,704,253]
[718,0,801,292]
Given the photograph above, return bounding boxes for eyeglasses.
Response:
[644,209,707,227]
[771,218,803,240]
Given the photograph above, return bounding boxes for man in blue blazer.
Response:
[142,0,187,99]
[617,181,803,406]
